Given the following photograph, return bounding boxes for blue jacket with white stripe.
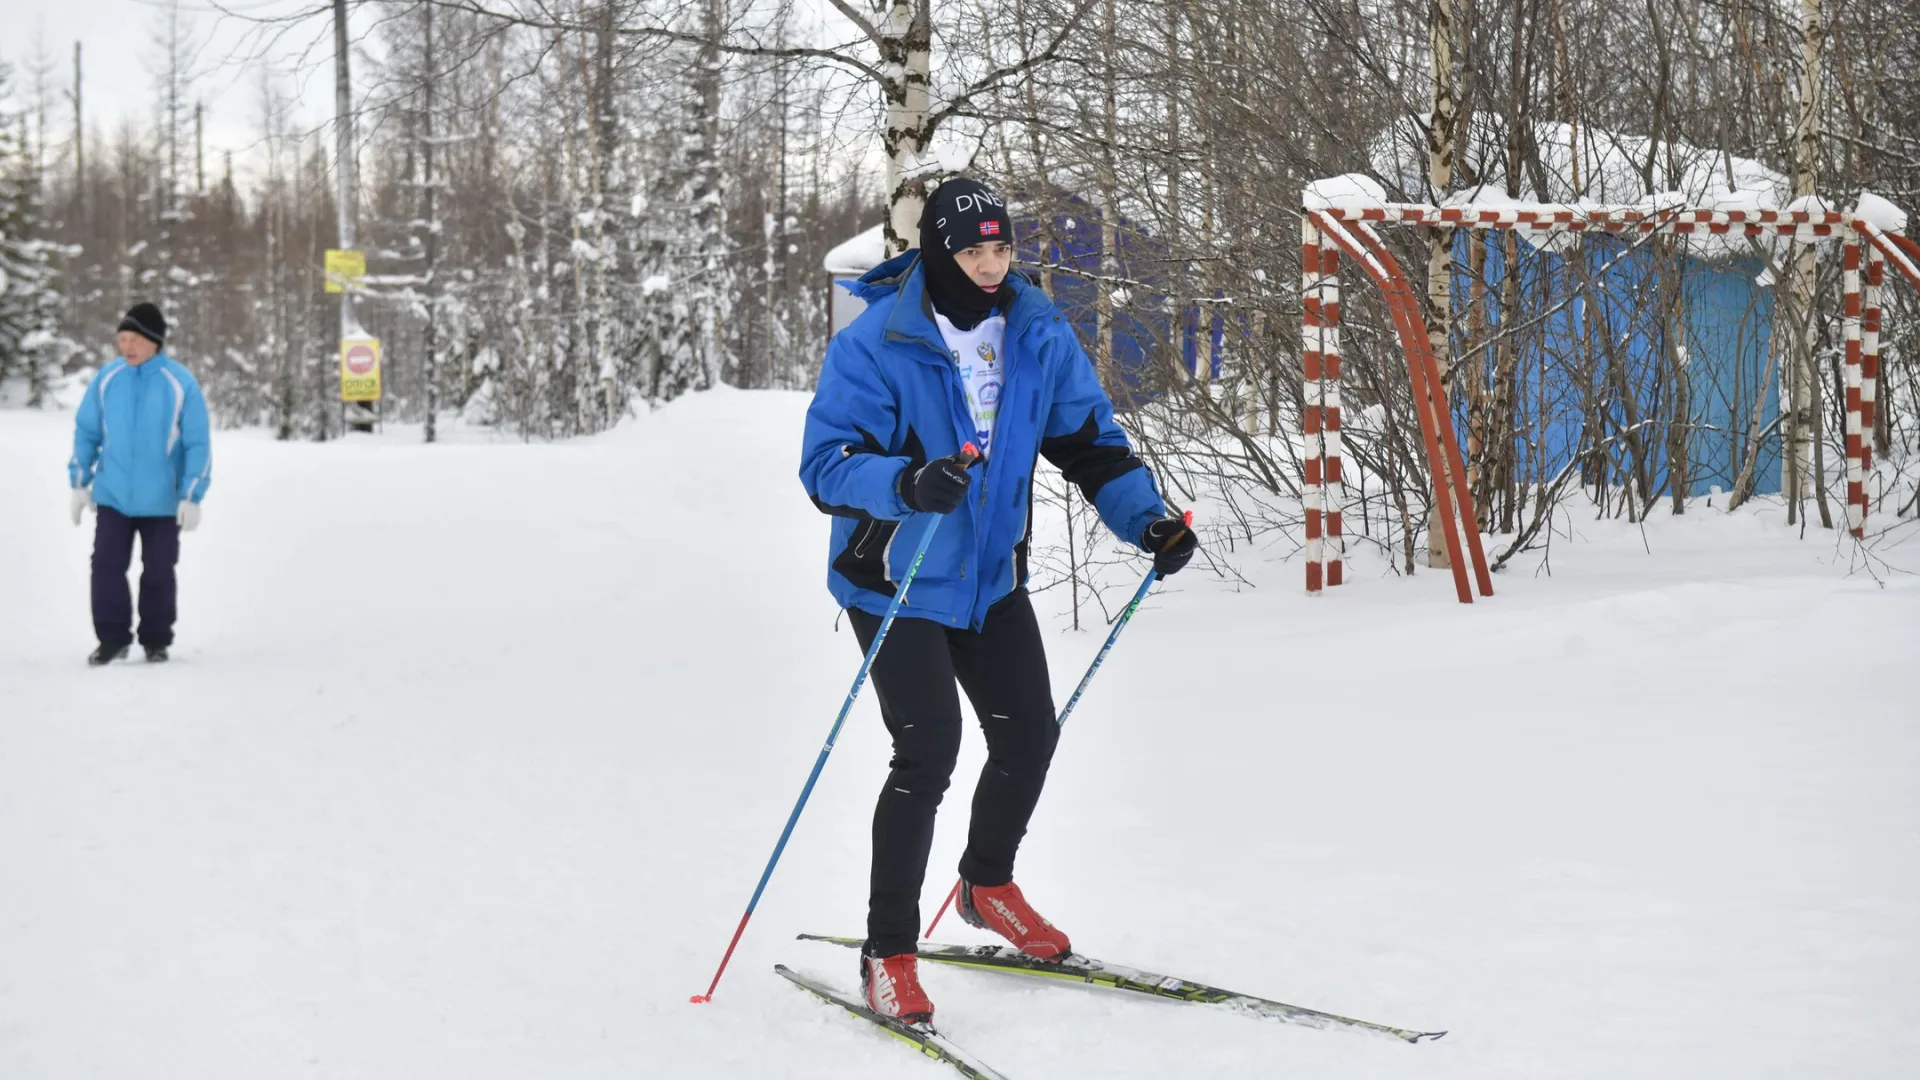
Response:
[69,354,213,518]
[800,251,1166,630]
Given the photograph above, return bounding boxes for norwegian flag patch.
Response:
[979,220,1002,237]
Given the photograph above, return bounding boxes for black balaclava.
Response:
[917,177,1016,331]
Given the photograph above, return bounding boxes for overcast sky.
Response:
[3,0,362,184]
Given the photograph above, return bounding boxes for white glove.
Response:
[70,486,91,527]
[177,501,202,532]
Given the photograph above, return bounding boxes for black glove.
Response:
[1141,515,1198,577]
[899,451,978,514]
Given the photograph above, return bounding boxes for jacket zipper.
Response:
[890,297,1047,627]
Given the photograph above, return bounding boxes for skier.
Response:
[799,177,1197,1023]
[67,302,212,665]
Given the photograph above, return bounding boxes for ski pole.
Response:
[925,510,1191,939]
[692,447,974,1004]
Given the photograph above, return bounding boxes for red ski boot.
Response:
[861,951,935,1024]
[958,879,1072,960]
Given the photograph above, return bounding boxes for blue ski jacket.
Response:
[800,251,1166,630]
[68,354,212,518]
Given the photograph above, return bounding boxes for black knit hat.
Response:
[118,303,167,348]
[921,177,1014,255]
[917,177,1016,331]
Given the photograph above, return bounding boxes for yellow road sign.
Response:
[325,249,366,294]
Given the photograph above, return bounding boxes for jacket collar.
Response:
[122,352,172,373]
[863,253,1048,364]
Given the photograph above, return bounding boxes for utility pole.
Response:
[71,42,84,228]
[422,0,438,443]
[335,0,371,432]
[165,2,179,216]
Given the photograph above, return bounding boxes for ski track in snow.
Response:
[3,389,1917,1079]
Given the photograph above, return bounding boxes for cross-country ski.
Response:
[776,965,1012,1080]
[797,934,1447,1043]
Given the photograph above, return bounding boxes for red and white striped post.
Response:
[1302,217,1328,594]
[1842,240,1865,536]
[1321,240,1346,587]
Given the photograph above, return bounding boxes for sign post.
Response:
[327,245,375,433]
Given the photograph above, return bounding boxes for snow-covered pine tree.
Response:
[0,60,64,406]
[637,0,736,404]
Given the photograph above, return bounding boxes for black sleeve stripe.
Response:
[814,425,921,518]
[811,495,869,518]
[1039,412,1146,504]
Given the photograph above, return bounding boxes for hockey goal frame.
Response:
[1300,198,1920,602]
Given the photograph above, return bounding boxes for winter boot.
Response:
[88,643,130,667]
[958,879,1072,960]
[860,949,934,1024]
[144,645,169,663]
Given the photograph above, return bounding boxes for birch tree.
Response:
[1782,0,1824,521]
[1426,0,1460,567]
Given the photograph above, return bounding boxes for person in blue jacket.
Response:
[799,177,1198,1023]
[68,303,212,665]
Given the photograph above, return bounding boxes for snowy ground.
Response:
[2,389,1916,1080]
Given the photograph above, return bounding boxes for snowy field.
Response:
[2,389,1917,1080]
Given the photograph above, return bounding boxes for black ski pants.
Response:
[92,506,181,650]
[846,589,1060,958]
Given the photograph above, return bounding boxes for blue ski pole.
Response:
[1060,510,1191,729]
[692,448,975,1004]
[925,509,1192,937]
[1057,567,1159,727]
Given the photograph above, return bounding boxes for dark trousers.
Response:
[846,589,1060,957]
[91,506,182,649]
